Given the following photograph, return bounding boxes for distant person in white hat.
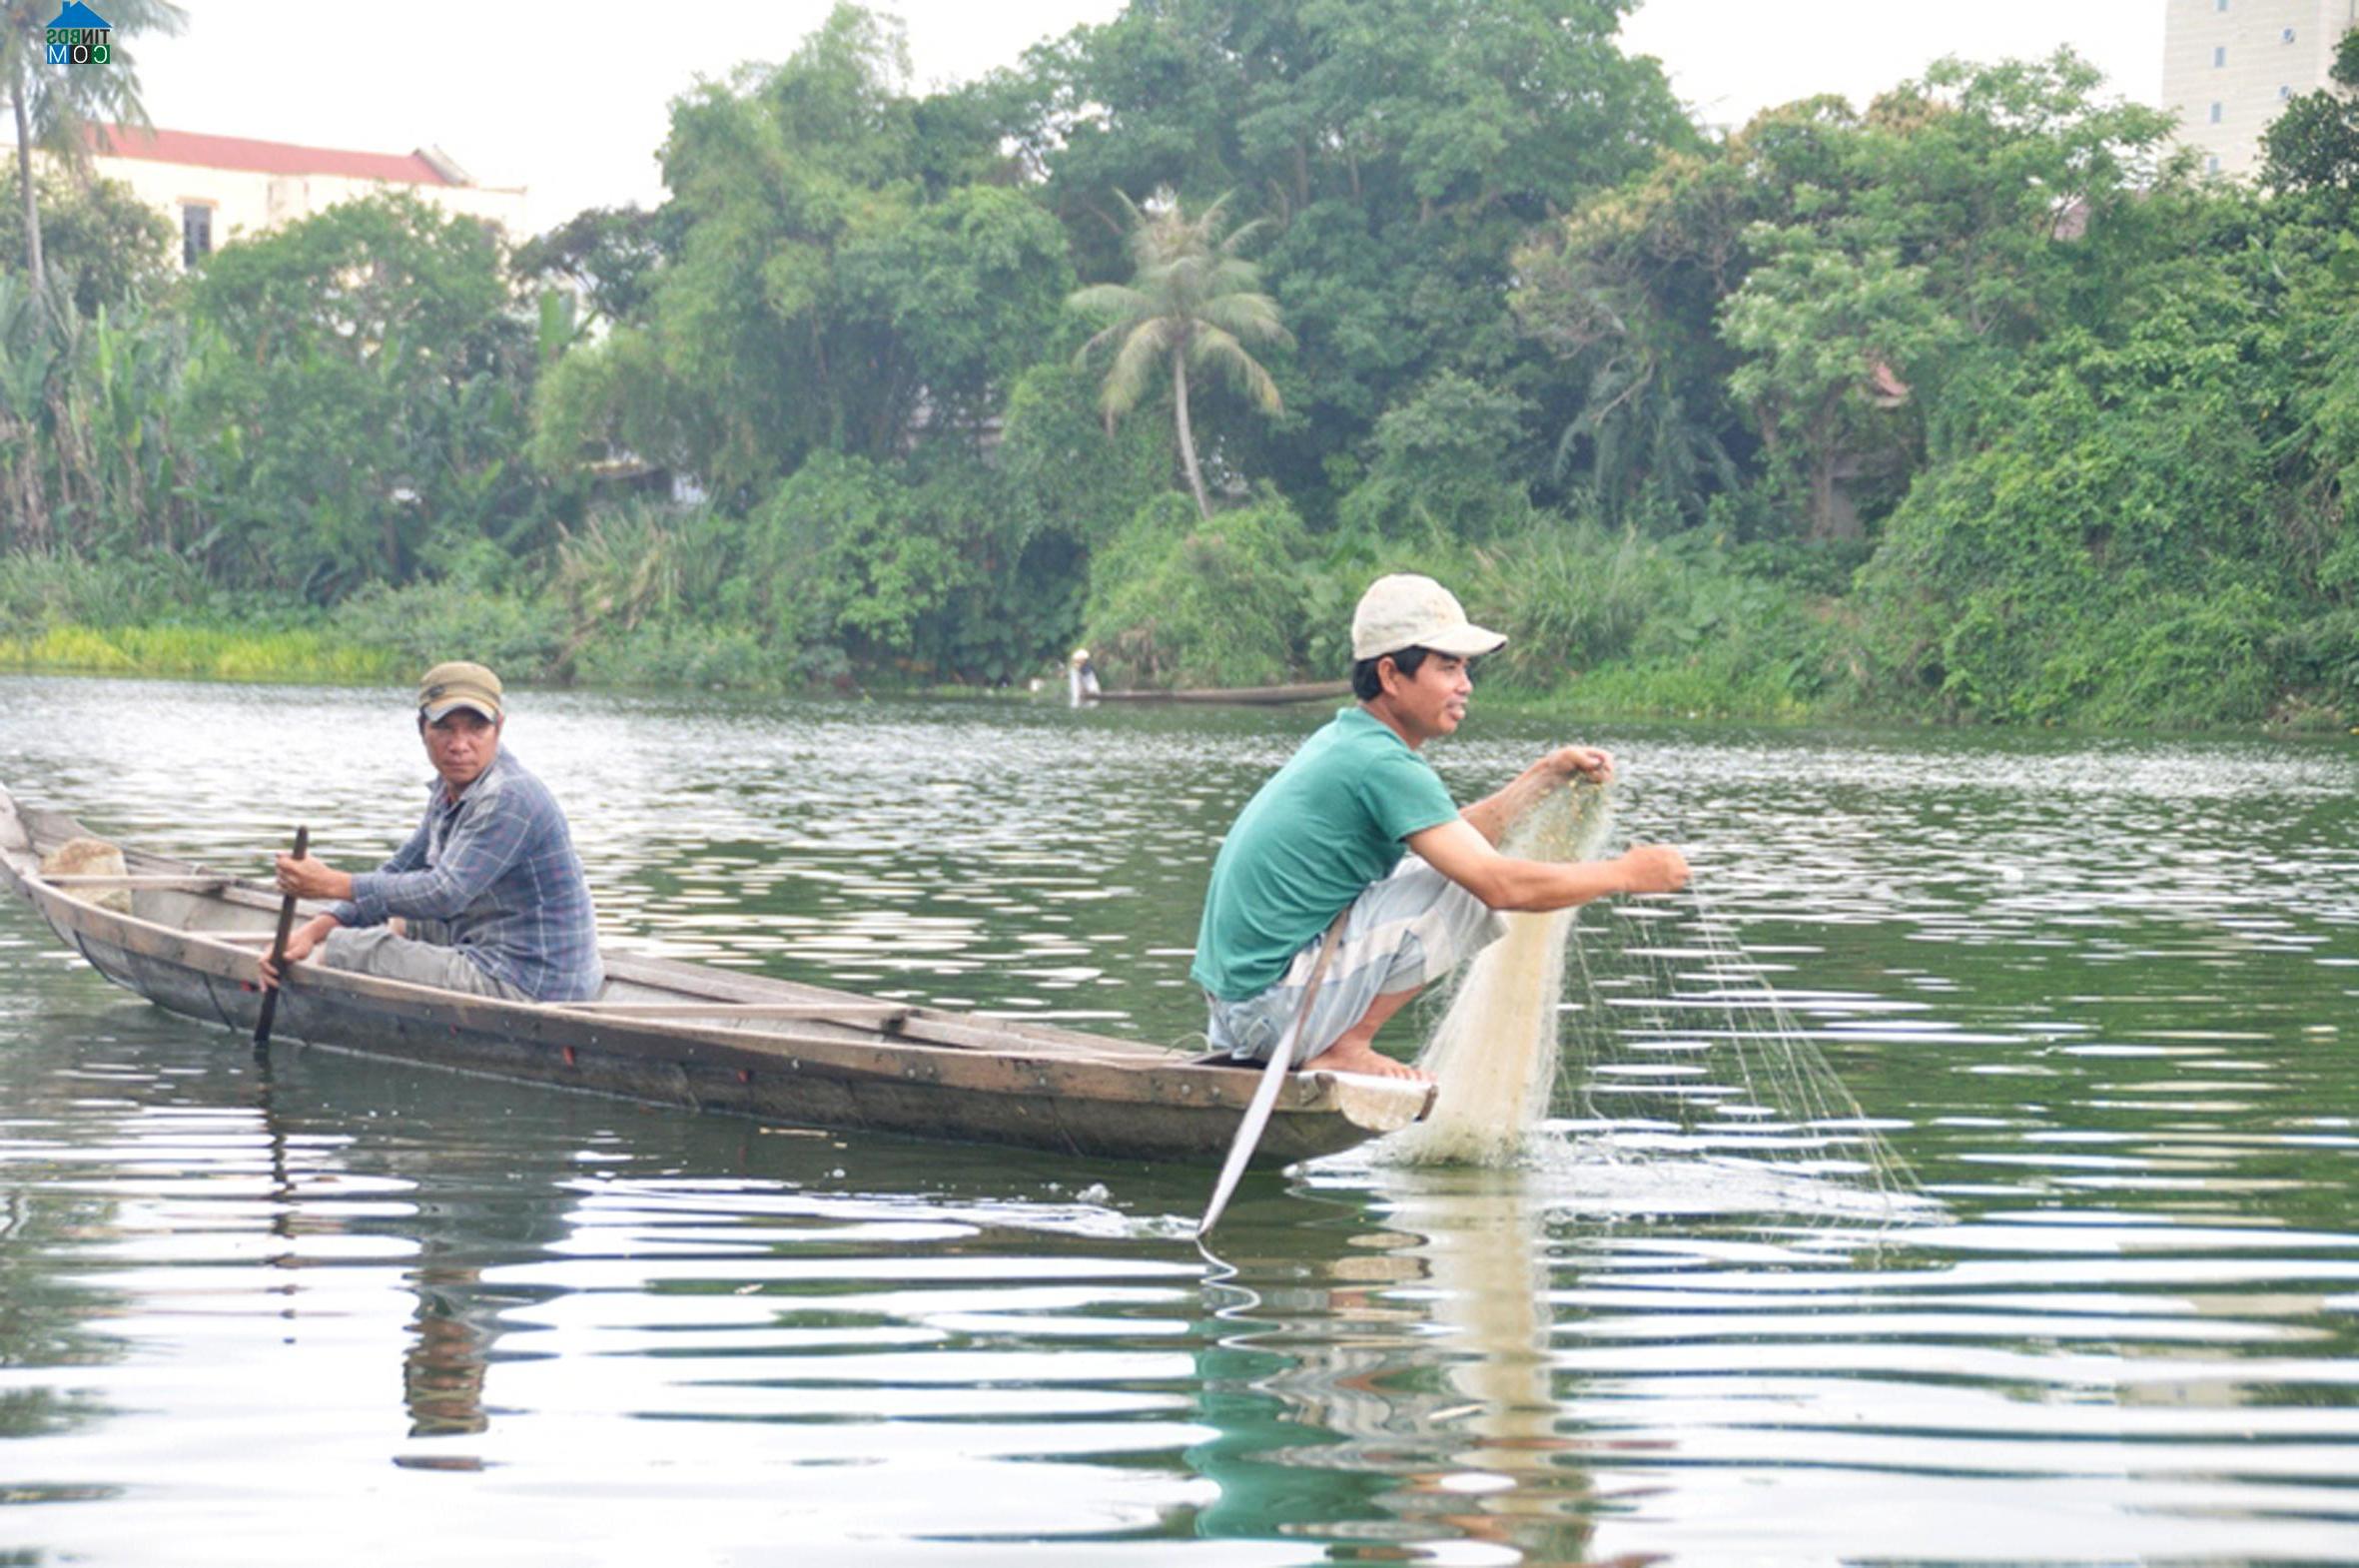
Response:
[1190,574,1688,1081]
[258,661,604,1003]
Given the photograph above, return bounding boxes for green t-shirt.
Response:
[1190,707,1461,1001]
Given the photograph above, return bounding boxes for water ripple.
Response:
[1,678,2357,1564]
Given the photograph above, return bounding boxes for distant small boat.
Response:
[0,785,1430,1168]
[1097,680,1350,706]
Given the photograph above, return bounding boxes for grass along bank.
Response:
[0,623,405,685]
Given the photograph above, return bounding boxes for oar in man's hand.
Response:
[254,825,309,1050]
[1196,909,1349,1240]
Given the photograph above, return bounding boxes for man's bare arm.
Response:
[1408,817,1687,913]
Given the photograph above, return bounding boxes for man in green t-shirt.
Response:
[1191,573,1690,1081]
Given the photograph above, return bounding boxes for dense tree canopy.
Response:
[0,170,171,317]
[8,3,2359,727]
[179,194,541,598]
[532,7,1072,499]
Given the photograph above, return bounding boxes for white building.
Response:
[2163,0,2359,177]
[75,126,527,268]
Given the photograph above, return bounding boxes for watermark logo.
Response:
[45,2,112,65]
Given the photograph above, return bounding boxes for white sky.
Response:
[125,0,2168,237]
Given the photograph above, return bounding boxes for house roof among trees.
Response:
[88,125,459,186]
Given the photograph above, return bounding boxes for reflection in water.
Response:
[1191,1159,1917,1564]
[401,1273,490,1444]
[1387,1181,1589,1559]
[2,677,2359,1564]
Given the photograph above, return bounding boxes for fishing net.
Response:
[1386,781,1616,1165]
[1557,876,1916,1206]
[1382,781,1916,1208]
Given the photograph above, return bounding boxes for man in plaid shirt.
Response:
[258,661,604,1003]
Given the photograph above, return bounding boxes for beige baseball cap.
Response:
[1350,574,1507,661]
[416,661,503,722]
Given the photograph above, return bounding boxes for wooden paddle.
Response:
[253,825,309,1050]
[1196,908,1349,1239]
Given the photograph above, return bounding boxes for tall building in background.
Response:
[2163,0,2359,177]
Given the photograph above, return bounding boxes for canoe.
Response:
[1097,680,1350,706]
[0,784,1431,1168]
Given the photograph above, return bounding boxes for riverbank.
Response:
[0,623,404,685]
[8,616,2350,734]
[0,611,1843,723]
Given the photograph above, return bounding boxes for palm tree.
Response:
[1069,191,1291,520]
[2,0,186,297]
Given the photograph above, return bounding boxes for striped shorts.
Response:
[1205,856,1505,1068]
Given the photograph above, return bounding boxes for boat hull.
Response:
[1,787,1430,1168]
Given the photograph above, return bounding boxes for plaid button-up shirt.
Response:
[330,749,603,1002]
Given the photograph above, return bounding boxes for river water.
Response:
[1,674,2355,1566]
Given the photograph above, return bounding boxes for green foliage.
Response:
[1069,189,1291,518]
[2273,604,2359,716]
[1511,151,1753,530]
[509,204,683,332]
[2289,281,2359,567]
[181,192,542,600]
[0,547,214,633]
[2262,28,2359,198]
[1526,51,2180,543]
[534,5,1073,498]
[849,184,1077,439]
[1548,644,1818,721]
[549,505,691,658]
[2046,585,2282,731]
[571,619,777,690]
[1020,0,1691,517]
[1853,284,2292,726]
[997,360,1174,546]
[331,580,567,681]
[1084,492,1314,686]
[0,621,400,683]
[0,274,205,559]
[1466,518,1836,712]
[0,551,409,683]
[12,3,2359,727]
[0,171,173,317]
[1336,372,1534,540]
[1720,233,1961,539]
[736,451,1083,684]
[1467,518,1668,679]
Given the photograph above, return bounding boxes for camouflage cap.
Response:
[416,661,502,722]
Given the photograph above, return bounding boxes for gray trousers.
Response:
[322,921,531,1001]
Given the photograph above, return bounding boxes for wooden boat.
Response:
[0,785,1431,1168]
[1097,680,1350,706]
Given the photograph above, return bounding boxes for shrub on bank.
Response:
[1084,494,1316,688]
[1549,650,1819,721]
[332,581,568,681]
[568,619,783,690]
[1844,262,2315,731]
[0,550,221,635]
[1466,518,1842,712]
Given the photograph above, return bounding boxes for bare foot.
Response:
[1299,1040,1432,1082]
